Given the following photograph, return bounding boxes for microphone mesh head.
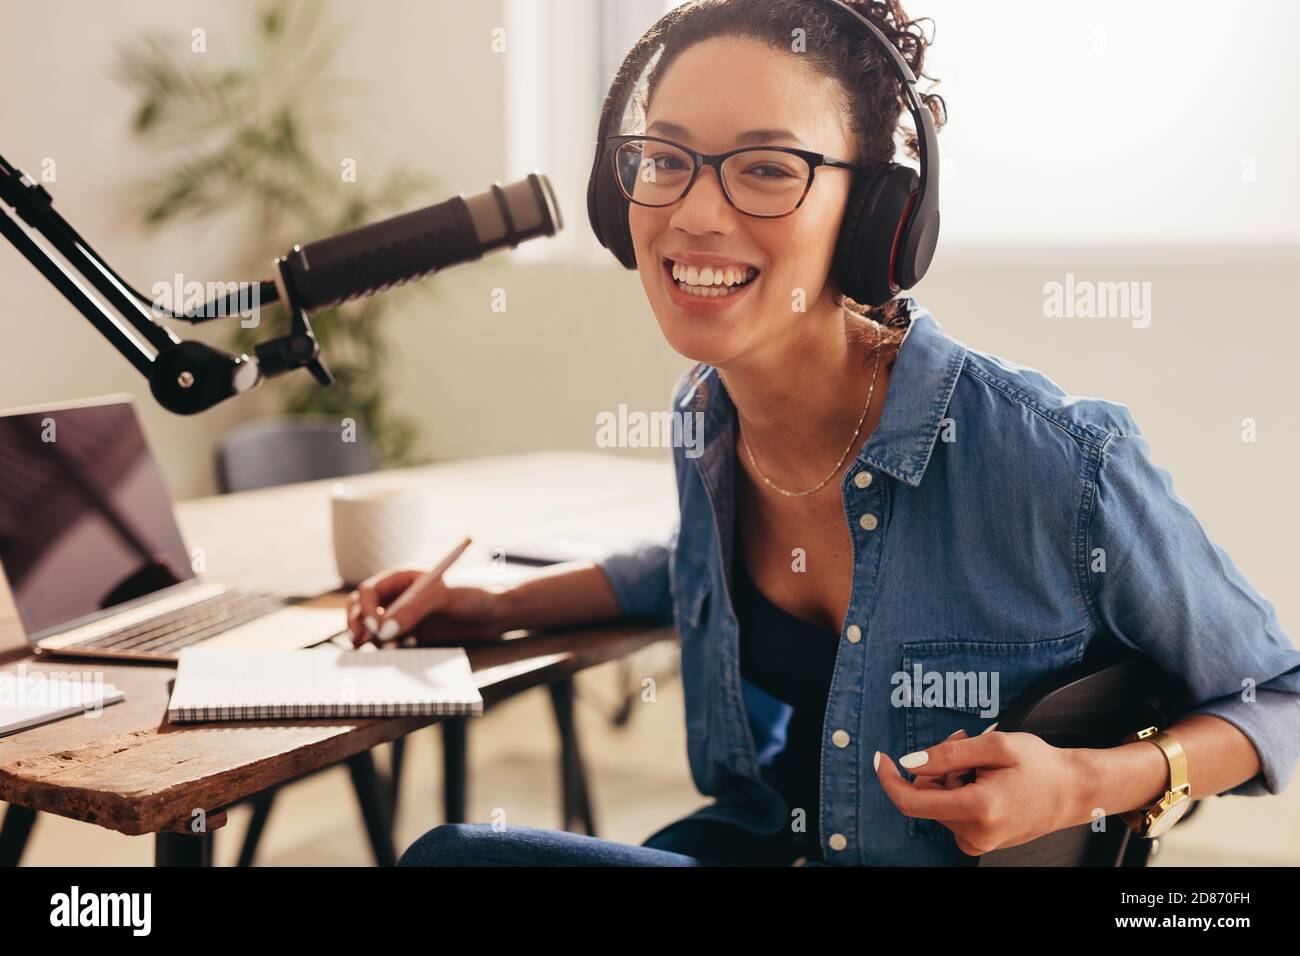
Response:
[463,174,561,246]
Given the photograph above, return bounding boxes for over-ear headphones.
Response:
[586,0,940,308]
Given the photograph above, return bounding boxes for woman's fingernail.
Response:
[364,616,378,635]
[873,751,881,772]
[899,750,929,769]
[946,729,963,739]
[981,722,999,735]
[378,619,400,641]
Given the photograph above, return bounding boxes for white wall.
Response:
[1,0,1296,637]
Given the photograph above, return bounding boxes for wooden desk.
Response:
[0,451,677,863]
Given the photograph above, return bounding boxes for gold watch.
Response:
[1118,726,1191,838]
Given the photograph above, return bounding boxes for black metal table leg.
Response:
[442,718,468,824]
[388,737,406,819]
[0,804,38,866]
[611,658,637,727]
[155,830,213,866]
[237,787,278,867]
[549,677,597,836]
[346,750,396,867]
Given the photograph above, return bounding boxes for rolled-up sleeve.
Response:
[595,522,678,627]
[1087,429,1300,796]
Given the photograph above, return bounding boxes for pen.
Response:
[369,536,473,646]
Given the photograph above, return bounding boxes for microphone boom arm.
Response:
[0,150,331,415]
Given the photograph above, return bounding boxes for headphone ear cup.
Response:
[586,143,608,248]
[587,144,638,270]
[834,164,919,307]
[605,171,638,270]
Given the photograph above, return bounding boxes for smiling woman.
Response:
[388,0,1300,868]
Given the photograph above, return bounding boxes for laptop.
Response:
[0,395,347,662]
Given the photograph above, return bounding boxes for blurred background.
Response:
[1,0,1296,865]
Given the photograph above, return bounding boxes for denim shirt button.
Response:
[854,470,873,489]
[845,624,862,643]
[832,729,851,748]
[828,833,848,852]
[858,513,878,531]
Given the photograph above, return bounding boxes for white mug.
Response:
[330,483,432,587]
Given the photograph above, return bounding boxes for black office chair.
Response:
[978,639,1198,867]
[215,417,377,494]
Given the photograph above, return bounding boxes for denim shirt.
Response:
[598,302,1300,866]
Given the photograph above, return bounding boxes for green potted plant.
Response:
[116,0,428,464]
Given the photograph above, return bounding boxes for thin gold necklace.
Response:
[740,315,883,498]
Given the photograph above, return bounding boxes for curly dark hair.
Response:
[607,0,946,393]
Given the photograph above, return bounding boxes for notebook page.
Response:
[168,645,483,722]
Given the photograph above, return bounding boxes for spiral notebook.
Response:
[167,645,484,723]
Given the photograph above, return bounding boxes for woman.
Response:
[353,0,1300,866]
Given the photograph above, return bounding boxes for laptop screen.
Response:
[0,399,195,638]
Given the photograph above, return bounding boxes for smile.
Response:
[665,257,759,299]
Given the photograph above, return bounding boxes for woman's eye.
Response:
[745,164,795,179]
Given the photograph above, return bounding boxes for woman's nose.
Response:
[668,166,736,234]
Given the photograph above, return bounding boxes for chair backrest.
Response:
[977,641,1194,867]
[216,417,377,493]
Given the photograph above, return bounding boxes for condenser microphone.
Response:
[274,172,563,311]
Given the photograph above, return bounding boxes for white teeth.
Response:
[679,283,732,298]
[669,260,757,289]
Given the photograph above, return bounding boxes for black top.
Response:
[732,552,840,857]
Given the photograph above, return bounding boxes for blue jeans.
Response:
[398,813,824,866]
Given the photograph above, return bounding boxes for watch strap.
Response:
[1119,726,1190,836]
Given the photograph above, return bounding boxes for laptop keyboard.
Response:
[72,590,290,656]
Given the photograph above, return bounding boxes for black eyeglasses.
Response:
[606,134,869,219]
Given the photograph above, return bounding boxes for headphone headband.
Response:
[821,0,936,218]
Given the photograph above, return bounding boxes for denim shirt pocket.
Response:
[897,632,1090,845]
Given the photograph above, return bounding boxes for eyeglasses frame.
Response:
[605,133,872,219]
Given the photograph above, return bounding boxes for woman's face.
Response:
[628,36,856,367]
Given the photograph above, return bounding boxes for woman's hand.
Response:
[346,566,506,647]
[875,728,1089,856]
